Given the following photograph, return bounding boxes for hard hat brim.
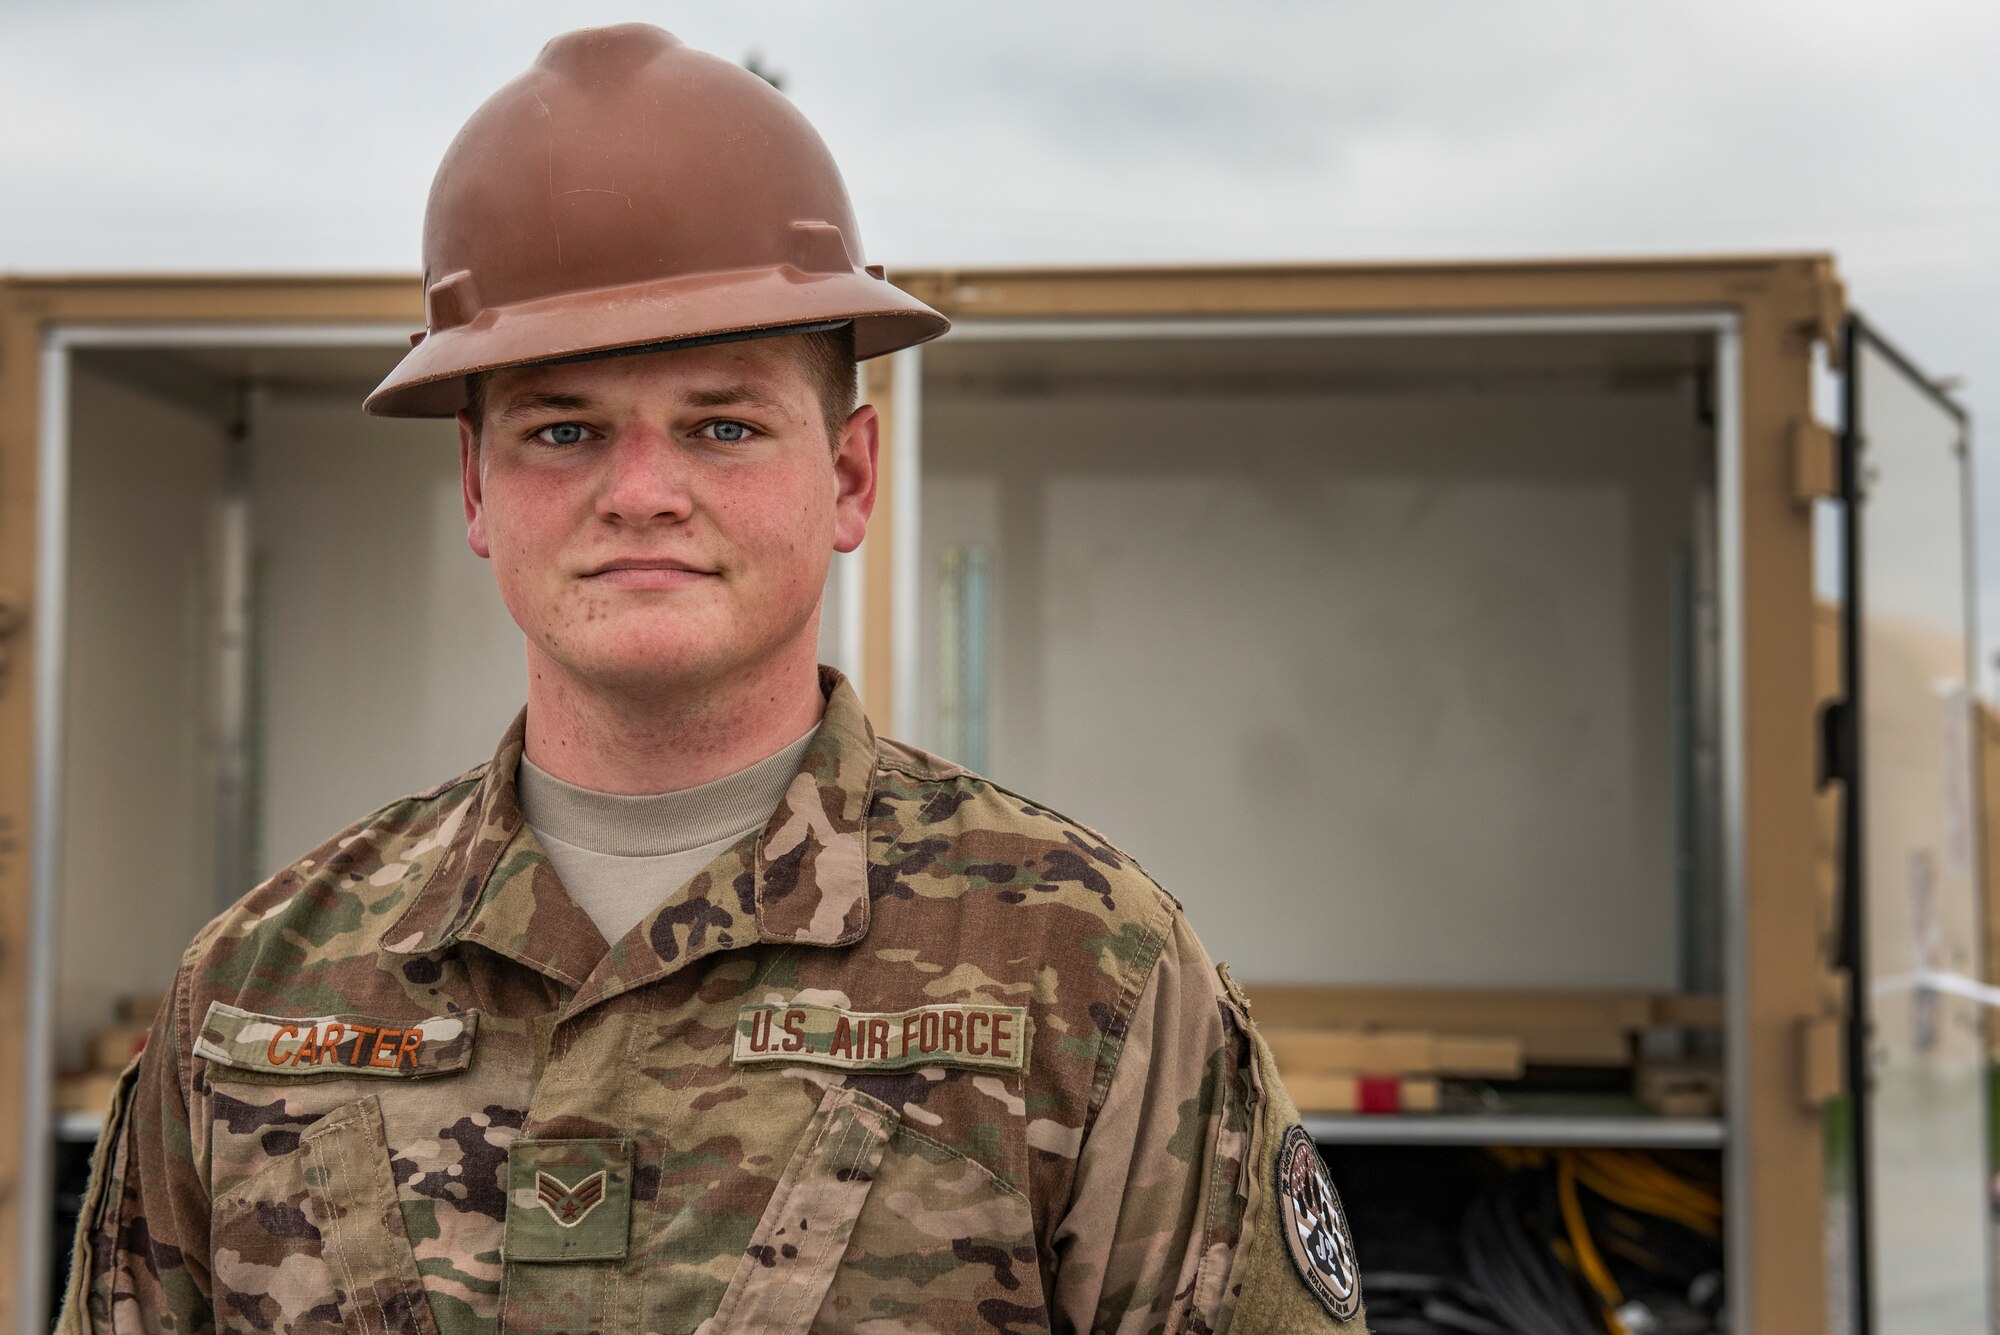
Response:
[364,265,948,418]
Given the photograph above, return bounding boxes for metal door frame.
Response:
[1837,311,1980,1335]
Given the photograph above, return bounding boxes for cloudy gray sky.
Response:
[6,0,1998,651]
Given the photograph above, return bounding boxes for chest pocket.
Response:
[210,1095,441,1335]
[705,1084,1047,1335]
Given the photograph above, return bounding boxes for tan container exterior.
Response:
[0,256,1847,1332]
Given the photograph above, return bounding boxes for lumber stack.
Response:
[1243,983,1724,1117]
[1263,1027,1523,1114]
[56,993,165,1118]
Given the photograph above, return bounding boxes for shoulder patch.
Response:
[194,1001,477,1078]
[1276,1123,1363,1320]
[733,1002,1029,1073]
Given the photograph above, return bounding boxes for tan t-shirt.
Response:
[517,728,818,945]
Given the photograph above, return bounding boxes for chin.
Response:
[531,597,817,695]
[578,643,724,690]
[553,625,761,694]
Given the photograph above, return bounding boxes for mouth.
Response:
[582,557,719,589]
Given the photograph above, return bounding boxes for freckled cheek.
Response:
[748,490,827,611]
[715,477,811,562]
[484,478,592,623]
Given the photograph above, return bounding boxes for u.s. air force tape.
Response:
[732,1001,1030,1073]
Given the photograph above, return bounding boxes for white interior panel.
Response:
[250,397,522,872]
[57,365,229,1067]
[917,341,1706,989]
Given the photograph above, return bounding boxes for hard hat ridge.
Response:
[365,22,947,418]
[534,21,684,77]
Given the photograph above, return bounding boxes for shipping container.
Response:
[0,257,1981,1333]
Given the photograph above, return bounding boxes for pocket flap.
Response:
[297,1096,443,1335]
[707,1084,897,1335]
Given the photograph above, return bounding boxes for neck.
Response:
[522,644,825,795]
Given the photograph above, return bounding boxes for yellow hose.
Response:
[1558,1154,1628,1334]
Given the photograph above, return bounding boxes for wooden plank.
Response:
[1263,1029,1431,1076]
[1263,1028,1524,1079]
[1433,1034,1530,1079]
[1238,984,1660,1066]
[1285,1073,1442,1115]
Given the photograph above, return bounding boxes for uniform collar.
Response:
[382,667,877,1000]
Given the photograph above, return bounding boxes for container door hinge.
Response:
[1792,419,1840,507]
[1796,1013,1846,1109]
[0,589,24,699]
[1800,995,1840,1111]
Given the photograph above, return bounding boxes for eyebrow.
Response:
[491,383,787,422]
[683,383,786,414]
[492,391,596,423]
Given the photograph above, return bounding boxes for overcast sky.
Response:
[6,0,1998,659]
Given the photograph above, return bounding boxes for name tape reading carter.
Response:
[194,1001,478,1078]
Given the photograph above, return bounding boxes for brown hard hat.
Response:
[365,23,948,418]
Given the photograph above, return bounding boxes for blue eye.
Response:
[706,421,751,443]
[534,423,589,447]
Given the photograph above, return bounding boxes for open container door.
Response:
[1841,315,1987,1333]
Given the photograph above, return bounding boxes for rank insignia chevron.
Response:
[534,1169,607,1228]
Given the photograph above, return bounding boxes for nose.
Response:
[595,424,694,526]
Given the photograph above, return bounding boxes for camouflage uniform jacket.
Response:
[62,670,1366,1335]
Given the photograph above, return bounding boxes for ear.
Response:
[458,411,492,559]
[831,403,879,554]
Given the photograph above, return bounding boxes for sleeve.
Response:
[57,968,214,1335]
[1048,911,1368,1335]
